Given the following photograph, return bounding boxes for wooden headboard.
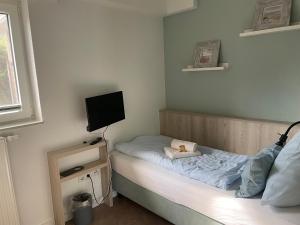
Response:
[160,110,300,155]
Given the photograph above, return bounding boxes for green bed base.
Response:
[112,171,222,225]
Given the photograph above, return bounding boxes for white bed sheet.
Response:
[111,151,300,225]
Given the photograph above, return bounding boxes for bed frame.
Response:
[160,109,300,155]
[112,109,300,225]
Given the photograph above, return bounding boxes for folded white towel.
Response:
[171,139,197,152]
[164,147,201,160]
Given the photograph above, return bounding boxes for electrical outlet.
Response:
[78,169,100,183]
[91,169,99,177]
[78,175,86,183]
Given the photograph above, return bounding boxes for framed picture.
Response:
[193,40,220,68]
[253,0,292,30]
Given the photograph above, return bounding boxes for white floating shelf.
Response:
[240,23,300,37]
[182,63,229,72]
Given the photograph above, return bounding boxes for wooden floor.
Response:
[67,195,173,225]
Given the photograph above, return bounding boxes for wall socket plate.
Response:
[78,169,100,183]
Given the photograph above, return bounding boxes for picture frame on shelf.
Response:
[193,40,221,68]
[252,0,292,31]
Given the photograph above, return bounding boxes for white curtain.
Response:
[0,137,20,225]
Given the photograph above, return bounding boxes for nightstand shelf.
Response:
[48,142,113,225]
[60,159,108,183]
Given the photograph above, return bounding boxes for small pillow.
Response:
[235,144,282,198]
[262,132,300,207]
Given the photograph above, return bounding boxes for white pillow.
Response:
[261,131,300,207]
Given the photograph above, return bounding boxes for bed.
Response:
[111,110,300,225]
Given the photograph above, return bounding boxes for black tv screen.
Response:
[85,91,125,132]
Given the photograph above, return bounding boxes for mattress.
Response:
[111,151,300,225]
[115,135,249,190]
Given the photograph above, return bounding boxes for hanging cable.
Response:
[102,125,109,145]
[276,121,300,147]
[87,175,100,205]
[87,172,112,206]
[87,125,112,206]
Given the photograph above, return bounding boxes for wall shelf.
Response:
[60,159,108,183]
[182,63,229,72]
[240,23,300,37]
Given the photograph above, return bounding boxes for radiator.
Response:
[0,137,20,225]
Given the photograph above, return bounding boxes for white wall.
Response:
[4,1,166,225]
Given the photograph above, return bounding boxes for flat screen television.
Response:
[85,91,125,132]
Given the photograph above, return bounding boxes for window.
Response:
[0,1,42,130]
[0,13,21,112]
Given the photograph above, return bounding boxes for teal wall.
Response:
[164,0,300,122]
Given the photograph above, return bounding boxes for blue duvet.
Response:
[115,136,249,190]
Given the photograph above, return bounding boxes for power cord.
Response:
[83,126,109,145]
[87,174,100,205]
[276,121,300,147]
[87,160,112,206]
[87,127,112,206]
[102,126,109,145]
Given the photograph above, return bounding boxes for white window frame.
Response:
[0,0,42,130]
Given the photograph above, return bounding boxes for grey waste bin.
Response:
[72,193,93,225]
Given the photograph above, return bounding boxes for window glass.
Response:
[0,13,20,111]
